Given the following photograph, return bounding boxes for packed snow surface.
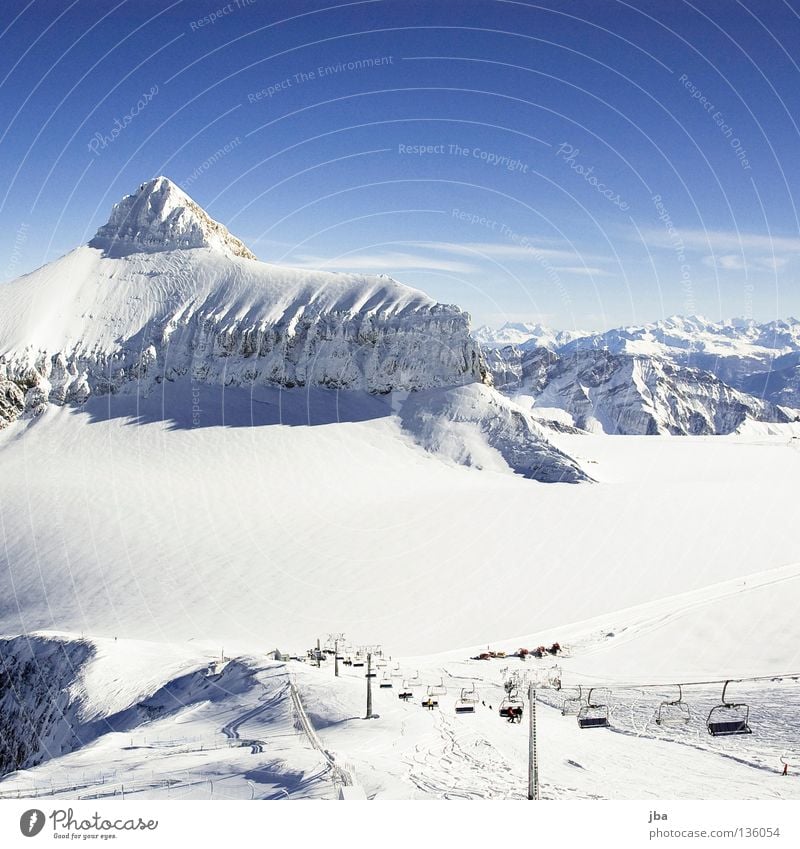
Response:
[1,387,799,655]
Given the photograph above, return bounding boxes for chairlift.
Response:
[398,681,414,700]
[655,684,691,727]
[429,678,447,697]
[561,685,583,716]
[379,672,393,689]
[707,680,752,737]
[423,686,440,708]
[456,685,478,714]
[460,685,479,703]
[577,688,610,729]
[499,692,524,718]
[352,658,365,668]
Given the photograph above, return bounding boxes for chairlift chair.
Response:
[499,693,524,718]
[656,684,691,727]
[577,688,610,729]
[455,686,479,714]
[561,686,583,716]
[707,681,752,737]
[379,672,393,689]
[399,681,414,700]
[429,678,447,697]
[460,686,479,703]
[423,686,440,708]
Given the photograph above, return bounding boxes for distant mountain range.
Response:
[476,317,800,434]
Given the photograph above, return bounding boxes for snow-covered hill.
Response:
[2,393,799,654]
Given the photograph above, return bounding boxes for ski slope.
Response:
[0,617,797,801]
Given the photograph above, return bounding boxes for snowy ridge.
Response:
[473,321,589,350]
[562,314,800,364]
[399,383,588,482]
[0,246,484,415]
[0,178,488,426]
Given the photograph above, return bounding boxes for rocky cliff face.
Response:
[489,346,793,435]
[0,636,94,776]
[0,178,487,428]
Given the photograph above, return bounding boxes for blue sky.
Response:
[2,0,800,330]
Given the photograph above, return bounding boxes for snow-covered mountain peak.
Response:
[89,176,256,260]
[473,321,589,350]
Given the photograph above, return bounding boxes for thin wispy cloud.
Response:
[288,241,612,278]
[406,240,609,265]
[641,227,800,254]
[553,266,610,276]
[701,254,790,272]
[410,241,579,262]
[289,252,477,274]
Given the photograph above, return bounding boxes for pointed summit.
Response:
[90,176,256,260]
